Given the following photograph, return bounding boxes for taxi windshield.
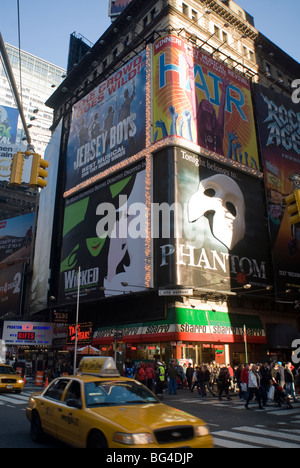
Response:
[0,366,16,375]
[84,380,160,407]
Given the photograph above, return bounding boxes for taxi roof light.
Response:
[77,357,120,378]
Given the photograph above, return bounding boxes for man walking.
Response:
[245,364,264,410]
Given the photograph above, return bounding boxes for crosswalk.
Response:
[212,425,300,448]
[0,389,33,408]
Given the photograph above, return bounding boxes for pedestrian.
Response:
[186,363,194,390]
[196,366,205,397]
[155,361,165,398]
[235,364,243,398]
[240,364,249,400]
[218,365,231,401]
[167,362,179,395]
[277,362,285,388]
[136,362,147,384]
[284,362,298,403]
[203,365,216,397]
[260,362,272,407]
[245,364,264,410]
[191,366,199,393]
[145,363,155,391]
[295,368,300,395]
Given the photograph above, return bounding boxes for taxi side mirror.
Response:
[66,399,82,409]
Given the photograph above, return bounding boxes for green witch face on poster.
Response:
[59,162,146,302]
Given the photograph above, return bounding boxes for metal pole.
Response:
[73,266,81,373]
[0,33,32,146]
[244,325,248,363]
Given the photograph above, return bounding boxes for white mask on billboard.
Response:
[188,174,246,250]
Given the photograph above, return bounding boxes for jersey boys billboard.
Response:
[153,35,259,171]
[59,162,146,303]
[254,84,300,294]
[65,51,146,192]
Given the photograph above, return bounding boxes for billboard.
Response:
[65,51,146,192]
[2,321,53,346]
[254,84,300,294]
[153,35,259,171]
[30,121,62,314]
[0,105,19,144]
[154,147,271,291]
[0,264,23,318]
[0,142,31,183]
[59,161,146,303]
[0,212,35,268]
[109,0,132,18]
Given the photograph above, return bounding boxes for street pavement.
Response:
[0,380,299,448]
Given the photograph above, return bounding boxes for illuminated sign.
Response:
[67,323,92,345]
[17,332,35,341]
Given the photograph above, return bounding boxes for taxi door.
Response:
[39,379,70,438]
[55,380,82,446]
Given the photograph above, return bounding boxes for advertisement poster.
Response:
[0,142,30,183]
[153,35,259,171]
[65,51,146,192]
[154,147,271,291]
[0,212,35,268]
[0,264,23,318]
[254,84,300,294]
[109,0,132,17]
[2,321,53,346]
[59,162,146,302]
[30,121,62,315]
[0,105,19,144]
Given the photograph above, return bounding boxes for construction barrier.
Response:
[35,371,44,387]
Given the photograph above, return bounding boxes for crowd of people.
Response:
[124,359,300,408]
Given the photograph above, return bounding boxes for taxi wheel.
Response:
[87,431,108,448]
[31,412,44,443]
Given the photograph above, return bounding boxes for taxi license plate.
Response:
[6,385,13,389]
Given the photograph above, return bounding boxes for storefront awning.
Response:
[93,307,266,345]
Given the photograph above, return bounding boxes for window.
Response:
[191,9,198,22]
[222,31,228,44]
[44,379,69,401]
[182,3,189,16]
[214,25,220,39]
[249,50,255,62]
[64,381,82,407]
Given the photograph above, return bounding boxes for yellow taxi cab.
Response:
[0,364,24,394]
[26,357,213,448]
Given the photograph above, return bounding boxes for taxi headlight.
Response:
[18,379,24,384]
[194,425,210,437]
[113,432,154,445]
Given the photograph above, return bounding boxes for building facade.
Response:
[29,0,300,368]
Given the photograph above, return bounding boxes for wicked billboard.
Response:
[65,51,146,192]
[154,147,272,291]
[152,35,259,171]
[254,84,300,295]
[59,161,146,303]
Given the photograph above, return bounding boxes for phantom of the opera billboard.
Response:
[65,51,146,192]
[153,35,260,171]
[154,147,272,291]
[254,84,300,294]
[59,162,146,303]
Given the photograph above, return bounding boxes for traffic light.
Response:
[286,190,300,225]
[9,152,24,186]
[29,153,49,188]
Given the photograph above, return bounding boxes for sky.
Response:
[1,0,300,70]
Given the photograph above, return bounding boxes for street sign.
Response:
[158,289,193,296]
